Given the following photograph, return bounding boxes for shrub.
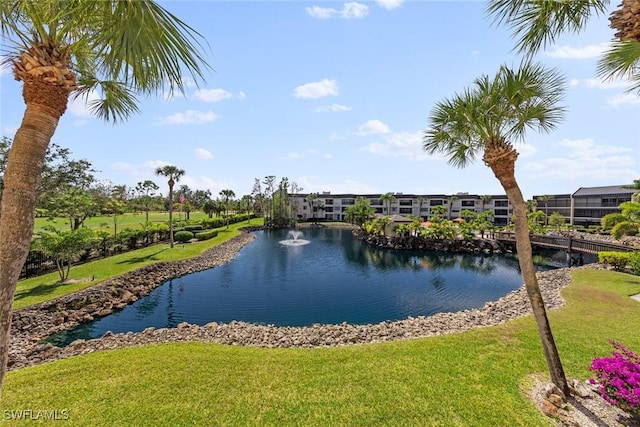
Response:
[599,251,631,271]
[590,341,640,417]
[195,229,219,241]
[629,252,640,276]
[184,225,204,232]
[174,231,194,243]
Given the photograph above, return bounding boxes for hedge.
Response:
[195,229,219,241]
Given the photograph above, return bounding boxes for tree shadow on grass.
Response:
[14,281,64,301]
[115,248,168,265]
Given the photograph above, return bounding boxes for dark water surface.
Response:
[50,228,575,345]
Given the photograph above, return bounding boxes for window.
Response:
[399,208,412,214]
[461,200,475,207]
[325,199,333,205]
[494,200,509,207]
[324,207,333,212]
[495,209,508,216]
[342,199,355,205]
[429,200,444,206]
[399,200,413,206]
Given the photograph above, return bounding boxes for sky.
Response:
[1,0,638,200]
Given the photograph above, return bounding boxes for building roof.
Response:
[572,185,636,197]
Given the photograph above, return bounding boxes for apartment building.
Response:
[290,185,636,227]
[291,192,513,225]
[534,185,635,227]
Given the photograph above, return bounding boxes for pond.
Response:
[49,227,574,346]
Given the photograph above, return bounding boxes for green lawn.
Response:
[33,211,211,233]
[14,219,262,309]
[3,269,640,426]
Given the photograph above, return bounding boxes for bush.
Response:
[174,230,194,243]
[184,225,204,232]
[629,252,640,276]
[202,218,224,229]
[195,229,219,241]
[599,251,631,271]
[590,341,640,417]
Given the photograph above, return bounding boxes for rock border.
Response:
[10,227,578,370]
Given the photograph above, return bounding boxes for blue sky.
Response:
[1,0,638,199]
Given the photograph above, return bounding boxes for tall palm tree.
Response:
[423,62,570,395]
[0,0,209,393]
[219,189,236,229]
[416,196,426,220]
[536,195,553,226]
[487,0,640,93]
[155,166,185,248]
[380,192,396,215]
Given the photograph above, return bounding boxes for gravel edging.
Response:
[9,227,580,370]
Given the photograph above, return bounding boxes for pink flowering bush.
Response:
[589,341,640,416]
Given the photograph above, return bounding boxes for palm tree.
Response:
[416,196,426,220]
[307,193,318,222]
[536,195,553,226]
[155,166,185,248]
[487,0,640,94]
[0,0,208,393]
[479,194,492,214]
[423,62,570,395]
[380,192,396,215]
[219,189,236,229]
[623,178,640,203]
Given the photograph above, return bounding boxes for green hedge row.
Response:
[195,229,219,241]
[599,251,640,275]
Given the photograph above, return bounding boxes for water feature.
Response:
[279,229,310,246]
[48,228,575,346]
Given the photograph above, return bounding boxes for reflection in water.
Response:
[48,228,575,347]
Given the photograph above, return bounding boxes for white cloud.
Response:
[314,103,352,112]
[376,0,404,10]
[297,177,376,194]
[195,148,213,160]
[516,143,537,158]
[524,138,637,181]
[193,88,233,102]
[341,2,369,19]
[237,91,246,99]
[306,2,368,20]
[154,110,219,126]
[179,175,229,194]
[570,78,630,90]
[287,149,332,160]
[111,160,170,176]
[306,5,337,19]
[68,91,101,118]
[360,131,429,160]
[330,132,346,141]
[356,119,390,136]
[294,78,339,99]
[544,43,607,59]
[607,92,640,108]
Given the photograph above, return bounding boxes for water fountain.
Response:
[279,230,310,246]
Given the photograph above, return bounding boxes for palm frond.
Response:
[486,0,609,56]
[596,40,640,94]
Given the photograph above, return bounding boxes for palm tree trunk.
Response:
[489,159,569,396]
[0,93,65,392]
[168,184,174,248]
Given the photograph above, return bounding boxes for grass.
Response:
[13,219,262,310]
[33,211,211,233]
[2,269,640,425]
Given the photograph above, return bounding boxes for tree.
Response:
[423,62,570,395]
[47,189,97,230]
[480,194,492,214]
[307,193,318,223]
[548,212,566,231]
[155,166,185,248]
[536,195,553,226]
[135,180,160,226]
[380,192,396,215]
[0,0,209,393]
[344,197,375,226]
[487,0,640,94]
[416,196,426,220]
[35,226,95,282]
[602,201,640,239]
[219,189,236,229]
[623,178,640,203]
